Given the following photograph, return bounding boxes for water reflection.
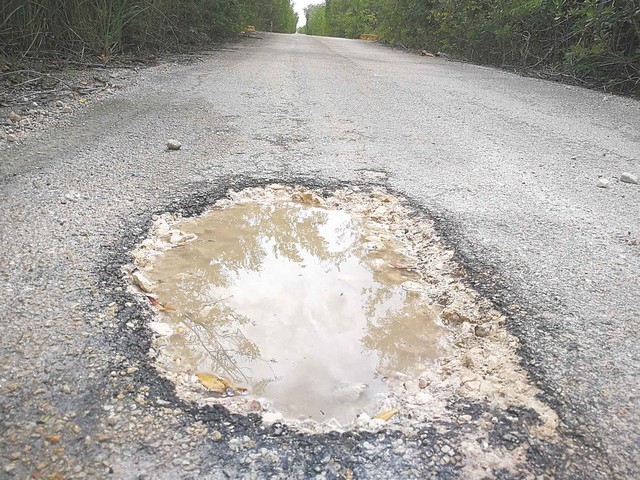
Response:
[149,200,439,423]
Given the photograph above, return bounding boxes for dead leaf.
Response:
[292,190,322,206]
[147,296,176,312]
[390,263,414,270]
[195,373,232,392]
[373,409,399,421]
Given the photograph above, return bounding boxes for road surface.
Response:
[1,33,639,479]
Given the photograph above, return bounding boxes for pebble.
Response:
[246,400,262,412]
[440,309,469,325]
[620,172,638,184]
[9,111,21,122]
[211,430,222,441]
[62,106,73,114]
[131,270,154,293]
[597,178,611,188]
[6,134,17,142]
[474,325,491,337]
[166,139,181,150]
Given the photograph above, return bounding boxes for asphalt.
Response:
[1,33,638,479]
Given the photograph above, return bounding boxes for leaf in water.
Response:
[147,296,176,312]
[373,409,399,421]
[390,263,415,270]
[196,373,232,393]
[147,296,161,307]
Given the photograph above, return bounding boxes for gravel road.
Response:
[1,33,638,479]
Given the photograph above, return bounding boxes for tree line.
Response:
[0,0,298,59]
[303,0,640,95]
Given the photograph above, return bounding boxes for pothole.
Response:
[126,184,559,438]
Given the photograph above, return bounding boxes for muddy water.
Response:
[149,200,439,423]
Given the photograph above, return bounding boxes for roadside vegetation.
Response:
[0,0,298,60]
[301,0,640,96]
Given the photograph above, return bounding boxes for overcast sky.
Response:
[293,0,317,28]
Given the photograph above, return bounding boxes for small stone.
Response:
[95,433,110,442]
[8,452,20,461]
[56,100,65,107]
[474,325,491,337]
[149,321,173,336]
[211,430,222,441]
[166,139,181,150]
[131,270,154,293]
[45,434,61,443]
[597,178,611,188]
[418,378,429,389]
[6,134,17,142]
[620,172,638,184]
[440,309,469,325]
[9,111,21,122]
[62,106,73,114]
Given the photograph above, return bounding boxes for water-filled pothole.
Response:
[139,198,439,423]
[128,185,559,437]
